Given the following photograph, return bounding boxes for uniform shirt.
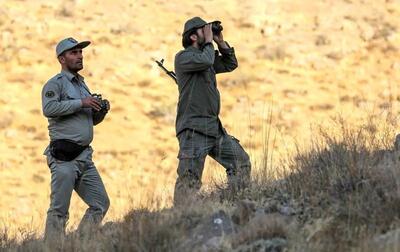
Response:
[41,70,93,149]
[174,42,238,137]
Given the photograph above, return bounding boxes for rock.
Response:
[201,236,226,251]
[180,210,235,251]
[204,210,236,237]
[232,213,288,249]
[233,238,288,252]
[278,205,296,216]
[369,228,400,250]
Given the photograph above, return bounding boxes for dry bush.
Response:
[287,116,399,217]
[281,115,400,249]
[0,228,15,251]
[2,114,400,251]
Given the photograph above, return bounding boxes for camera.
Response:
[91,93,109,112]
[211,21,223,35]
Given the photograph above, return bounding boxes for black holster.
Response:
[50,139,88,161]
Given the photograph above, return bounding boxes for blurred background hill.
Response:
[0,0,399,235]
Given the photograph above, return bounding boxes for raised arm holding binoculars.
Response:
[173,17,251,206]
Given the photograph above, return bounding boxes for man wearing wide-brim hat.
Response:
[41,37,110,239]
[173,17,251,205]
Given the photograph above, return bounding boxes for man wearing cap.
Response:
[173,17,251,205]
[41,37,110,238]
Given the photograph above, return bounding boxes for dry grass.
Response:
[1,114,399,251]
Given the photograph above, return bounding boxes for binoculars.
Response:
[211,21,223,35]
[92,93,109,112]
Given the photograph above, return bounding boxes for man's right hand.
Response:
[81,97,101,111]
[203,24,213,44]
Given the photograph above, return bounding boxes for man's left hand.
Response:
[213,32,228,49]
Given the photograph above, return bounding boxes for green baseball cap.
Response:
[182,17,208,35]
[56,37,90,57]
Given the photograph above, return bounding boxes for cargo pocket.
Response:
[177,147,200,160]
[228,135,248,156]
[228,135,250,165]
[230,135,243,148]
[177,130,198,159]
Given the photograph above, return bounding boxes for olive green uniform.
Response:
[174,42,251,204]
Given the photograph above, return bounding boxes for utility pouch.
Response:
[50,139,87,161]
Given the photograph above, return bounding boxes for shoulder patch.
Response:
[45,91,55,98]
